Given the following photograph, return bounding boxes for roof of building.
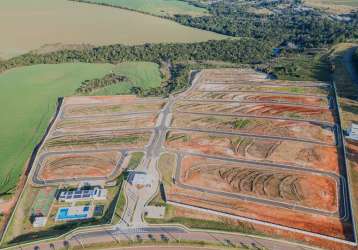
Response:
[59,188,107,200]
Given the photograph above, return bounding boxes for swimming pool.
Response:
[55,206,91,221]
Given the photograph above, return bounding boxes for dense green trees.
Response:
[173,1,358,48]
[76,73,127,94]
[0,39,272,73]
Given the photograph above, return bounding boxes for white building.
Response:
[58,188,107,203]
[128,172,152,186]
[33,217,47,227]
[348,123,358,141]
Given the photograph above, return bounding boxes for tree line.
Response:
[76,73,128,94]
[0,39,272,73]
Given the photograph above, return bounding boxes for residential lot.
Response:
[161,68,355,245]
[1,95,164,245]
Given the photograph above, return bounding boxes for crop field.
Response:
[174,101,334,123]
[0,63,113,194]
[38,151,121,181]
[33,95,162,183]
[91,62,163,95]
[79,0,209,17]
[170,113,335,144]
[0,62,164,194]
[0,0,224,59]
[162,68,354,243]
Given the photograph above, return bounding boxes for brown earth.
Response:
[43,131,152,152]
[174,101,334,123]
[165,130,339,173]
[54,113,157,134]
[39,151,122,181]
[63,101,165,118]
[166,184,348,240]
[185,91,329,106]
[196,83,328,96]
[171,113,334,144]
[180,155,338,212]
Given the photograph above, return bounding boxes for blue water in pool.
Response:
[56,206,89,220]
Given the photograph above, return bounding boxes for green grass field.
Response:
[80,0,208,17]
[0,63,113,194]
[92,62,162,95]
[0,61,163,195]
[0,0,224,59]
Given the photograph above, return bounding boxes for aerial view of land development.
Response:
[1,0,358,250]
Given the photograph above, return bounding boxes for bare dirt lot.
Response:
[196,83,329,96]
[54,113,158,134]
[33,95,161,184]
[38,151,122,181]
[160,68,353,246]
[171,113,335,144]
[174,101,334,123]
[185,91,329,106]
[166,130,339,173]
[62,95,165,118]
[179,155,338,212]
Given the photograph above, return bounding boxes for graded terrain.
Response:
[0,0,224,59]
[160,68,355,248]
[2,68,356,250]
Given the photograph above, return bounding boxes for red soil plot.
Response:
[39,151,122,181]
[171,113,335,144]
[196,83,328,96]
[166,185,349,240]
[54,113,158,134]
[165,130,340,173]
[185,91,329,106]
[174,101,334,124]
[180,155,338,212]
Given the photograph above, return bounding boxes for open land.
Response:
[0,0,225,59]
[1,95,163,245]
[0,61,163,195]
[0,63,113,195]
[161,68,355,246]
[3,68,356,249]
[304,0,358,13]
[77,0,209,17]
[35,95,162,183]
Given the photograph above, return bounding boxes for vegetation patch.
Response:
[0,63,112,195]
[127,152,145,170]
[76,73,128,94]
[72,0,208,17]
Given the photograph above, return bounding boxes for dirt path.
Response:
[342,47,358,85]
